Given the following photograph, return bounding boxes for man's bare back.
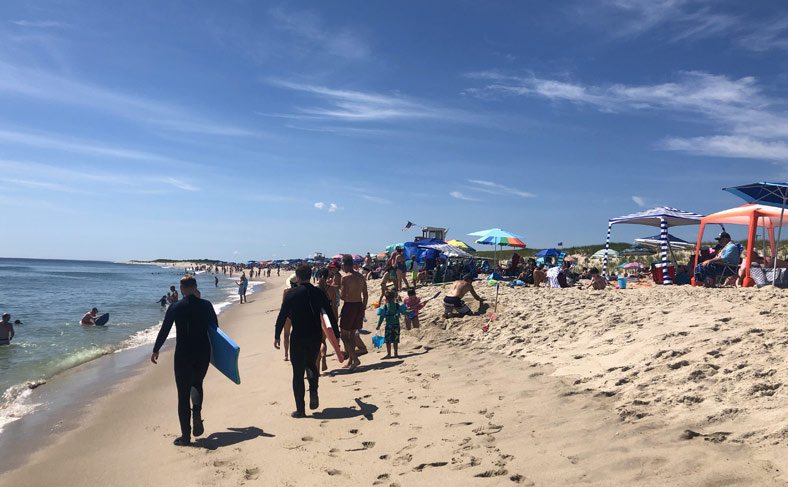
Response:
[341,270,368,305]
[445,279,480,300]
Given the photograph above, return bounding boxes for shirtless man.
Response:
[388,247,411,291]
[168,286,179,304]
[340,254,368,370]
[442,274,484,318]
[0,313,15,345]
[80,307,99,325]
[362,253,373,280]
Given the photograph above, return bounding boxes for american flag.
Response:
[402,221,415,231]
[557,242,563,247]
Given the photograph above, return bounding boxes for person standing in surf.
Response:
[0,313,15,345]
[80,307,99,325]
[151,274,217,446]
[236,272,248,304]
[274,264,339,418]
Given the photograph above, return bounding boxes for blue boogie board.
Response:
[208,324,240,384]
[95,313,109,326]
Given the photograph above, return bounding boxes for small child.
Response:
[403,289,425,330]
[158,295,168,307]
[584,268,607,290]
[376,290,404,359]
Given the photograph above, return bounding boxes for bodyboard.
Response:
[95,313,109,326]
[321,311,343,363]
[208,325,241,384]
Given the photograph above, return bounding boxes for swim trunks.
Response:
[443,296,471,315]
[340,302,365,331]
[397,262,406,272]
[0,338,9,346]
[384,322,400,344]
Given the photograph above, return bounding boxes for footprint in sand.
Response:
[413,462,448,471]
[325,468,342,476]
[302,436,313,442]
[474,469,508,478]
[473,424,503,435]
[393,453,413,466]
[244,467,260,480]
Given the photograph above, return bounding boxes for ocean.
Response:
[0,258,263,431]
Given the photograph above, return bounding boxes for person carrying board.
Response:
[151,274,217,446]
[274,264,340,418]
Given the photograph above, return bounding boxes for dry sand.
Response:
[2,276,787,486]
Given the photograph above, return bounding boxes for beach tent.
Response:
[385,243,405,253]
[723,182,788,282]
[693,204,788,287]
[635,233,694,250]
[620,244,656,256]
[604,207,703,285]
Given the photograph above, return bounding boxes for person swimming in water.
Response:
[0,313,15,345]
[80,308,99,325]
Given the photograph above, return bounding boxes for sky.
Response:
[3,0,788,261]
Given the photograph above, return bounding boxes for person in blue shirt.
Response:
[695,232,740,287]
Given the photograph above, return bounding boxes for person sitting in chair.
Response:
[695,232,740,287]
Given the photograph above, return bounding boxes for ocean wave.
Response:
[0,382,43,434]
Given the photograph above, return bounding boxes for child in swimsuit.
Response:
[376,290,404,359]
[403,288,424,330]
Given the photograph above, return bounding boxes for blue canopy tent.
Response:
[604,207,704,285]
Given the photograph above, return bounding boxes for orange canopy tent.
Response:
[693,204,788,287]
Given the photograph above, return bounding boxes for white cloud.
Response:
[10,20,69,29]
[157,177,199,192]
[328,203,339,212]
[467,179,535,198]
[467,70,788,162]
[360,194,392,204]
[269,7,370,60]
[267,79,469,123]
[632,196,647,207]
[314,201,325,209]
[738,18,788,52]
[233,250,239,255]
[449,191,479,201]
[0,128,179,163]
[0,60,256,137]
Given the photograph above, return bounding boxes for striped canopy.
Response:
[609,207,703,227]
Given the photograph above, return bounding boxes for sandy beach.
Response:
[2,277,787,486]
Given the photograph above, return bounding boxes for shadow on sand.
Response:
[194,426,273,450]
[312,398,378,421]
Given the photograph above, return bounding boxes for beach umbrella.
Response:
[591,249,618,259]
[635,233,694,250]
[468,228,526,267]
[331,254,343,260]
[376,253,387,259]
[352,254,363,261]
[723,182,788,283]
[423,243,473,258]
[619,262,645,269]
[533,248,561,257]
[446,239,476,252]
[620,244,656,256]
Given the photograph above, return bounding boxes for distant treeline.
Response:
[475,242,632,260]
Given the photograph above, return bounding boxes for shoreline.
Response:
[0,274,278,473]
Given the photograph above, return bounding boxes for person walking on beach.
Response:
[340,254,368,371]
[275,264,339,418]
[150,275,217,446]
[442,274,484,318]
[80,307,99,325]
[377,290,403,358]
[0,313,15,345]
[388,247,411,291]
[236,272,248,304]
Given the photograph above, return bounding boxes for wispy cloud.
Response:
[0,60,256,137]
[267,79,469,123]
[449,191,479,201]
[632,195,647,207]
[466,70,788,162]
[315,201,342,212]
[314,201,326,210]
[738,18,788,52]
[269,7,370,60]
[10,20,69,29]
[157,177,199,192]
[0,128,179,163]
[585,0,738,41]
[328,203,339,212]
[360,194,393,204]
[467,179,535,198]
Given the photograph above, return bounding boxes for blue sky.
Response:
[2,1,788,261]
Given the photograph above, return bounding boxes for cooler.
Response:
[650,263,675,284]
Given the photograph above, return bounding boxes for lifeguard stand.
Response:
[416,227,448,241]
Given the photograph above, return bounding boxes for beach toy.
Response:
[372,334,384,349]
[372,302,380,308]
[208,324,241,384]
[617,278,627,289]
[399,304,408,314]
[321,311,343,364]
[487,280,498,286]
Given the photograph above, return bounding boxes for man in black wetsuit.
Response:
[275,263,339,418]
[151,274,217,446]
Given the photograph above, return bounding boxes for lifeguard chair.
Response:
[416,226,448,241]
